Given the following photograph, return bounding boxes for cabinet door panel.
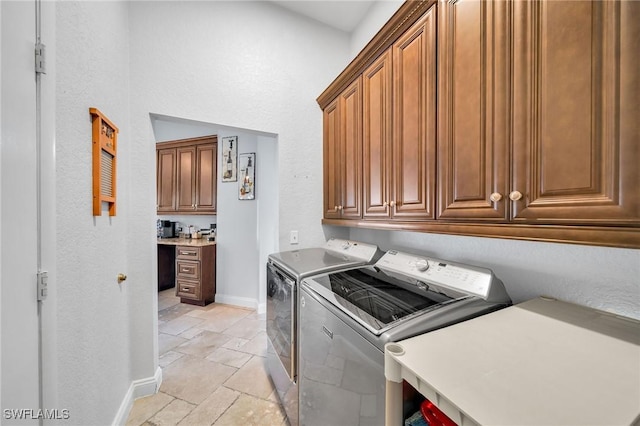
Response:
[392,7,436,219]
[340,78,363,219]
[157,148,176,212]
[323,99,341,219]
[363,51,392,219]
[512,0,639,224]
[176,147,196,212]
[196,143,217,212]
[437,0,509,220]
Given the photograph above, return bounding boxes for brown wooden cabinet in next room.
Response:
[317,0,640,248]
[175,245,216,306]
[157,135,218,215]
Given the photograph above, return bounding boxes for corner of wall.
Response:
[112,366,162,426]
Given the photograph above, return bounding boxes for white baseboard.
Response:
[112,366,162,425]
[215,293,258,310]
[257,303,266,315]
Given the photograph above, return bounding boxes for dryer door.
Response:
[266,262,296,379]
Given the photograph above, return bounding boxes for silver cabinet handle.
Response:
[383,201,388,207]
[390,201,396,207]
[490,192,503,202]
[509,191,523,201]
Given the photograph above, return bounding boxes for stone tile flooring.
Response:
[126,289,287,426]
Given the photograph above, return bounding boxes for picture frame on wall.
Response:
[238,153,255,200]
[221,136,238,182]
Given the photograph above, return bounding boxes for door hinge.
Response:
[37,271,48,301]
[35,42,46,74]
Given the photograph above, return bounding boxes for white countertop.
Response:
[385,297,640,426]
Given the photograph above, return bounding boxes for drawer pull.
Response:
[182,251,197,255]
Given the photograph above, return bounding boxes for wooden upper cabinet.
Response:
[392,7,437,220]
[156,136,218,215]
[340,78,363,219]
[323,98,342,219]
[511,0,639,225]
[176,146,197,212]
[439,0,639,226]
[323,79,363,219]
[363,50,393,219]
[318,0,639,247]
[157,148,177,212]
[195,143,217,213]
[437,0,510,221]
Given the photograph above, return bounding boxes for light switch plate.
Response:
[290,230,299,245]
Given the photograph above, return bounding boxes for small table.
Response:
[385,297,640,426]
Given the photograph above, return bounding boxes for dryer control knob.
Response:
[415,259,430,272]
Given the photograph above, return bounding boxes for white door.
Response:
[1,0,56,421]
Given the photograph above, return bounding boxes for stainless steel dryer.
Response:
[266,238,381,426]
[299,249,512,426]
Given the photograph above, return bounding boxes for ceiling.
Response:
[270,1,375,32]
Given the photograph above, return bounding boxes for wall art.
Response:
[238,153,255,200]
[221,136,237,182]
[90,107,118,216]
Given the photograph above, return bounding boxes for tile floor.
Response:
[126,289,288,426]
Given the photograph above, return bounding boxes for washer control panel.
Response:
[376,250,501,301]
[324,238,379,262]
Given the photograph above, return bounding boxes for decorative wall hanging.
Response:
[221,136,238,182]
[238,153,255,200]
[90,108,118,216]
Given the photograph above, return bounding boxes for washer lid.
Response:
[268,239,380,279]
[303,267,455,335]
[268,248,365,279]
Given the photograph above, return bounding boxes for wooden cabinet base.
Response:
[322,219,640,249]
[175,245,216,306]
[180,297,212,307]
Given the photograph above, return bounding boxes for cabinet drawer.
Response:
[176,246,201,260]
[176,260,200,280]
[176,279,201,300]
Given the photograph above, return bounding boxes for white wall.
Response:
[215,130,261,306]
[56,2,157,424]
[128,0,351,253]
[257,135,279,313]
[350,0,404,56]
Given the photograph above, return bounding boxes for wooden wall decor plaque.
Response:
[90,108,118,216]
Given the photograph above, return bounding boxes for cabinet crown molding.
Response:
[317,0,436,109]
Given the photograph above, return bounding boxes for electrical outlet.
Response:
[290,230,299,245]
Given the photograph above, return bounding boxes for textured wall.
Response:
[128,0,352,254]
[55,1,149,423]
[350,0,404,56]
